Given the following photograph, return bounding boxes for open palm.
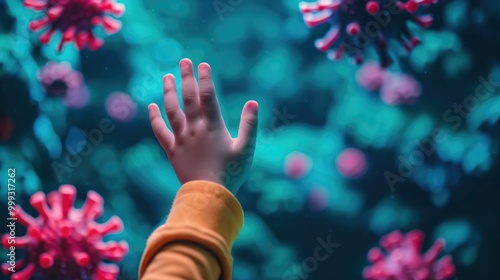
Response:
[148,59,258,194]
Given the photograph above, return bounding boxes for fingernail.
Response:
[199,63,208,72]
[180,59,189,69]
[163,74,172,83]
[248,101,258,113]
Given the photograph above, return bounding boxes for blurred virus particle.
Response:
[356,61,386,90]
[0,112,13,142]
[356,62,421,105]
[24,0,125,51]
[307,186,329,211]
[380,73,421,105]
[2,184,128,280]
[299,0,438,67]
[38,61,90,107]
[335,148,367,178]
[284,152,312,179]
[363,230,455,280]
[38,62,82,97]
[105,92,138,122]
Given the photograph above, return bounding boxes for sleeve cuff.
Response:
[139,180,244,280]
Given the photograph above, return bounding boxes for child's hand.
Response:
[148,59,258,194]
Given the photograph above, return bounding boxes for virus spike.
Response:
[28,17,49,31]
[299,0,439,67]
[23,0,125,51]
[23,0,45,10]
[436,256,455,280]
[13,205,36,227]
[11,264,36,280]
[413,15,434,28]
[74,252,91,266]
[327,44,345,60]
[82,190,104,220]
[423,238,445,263]
[39,29,55,44]
[76,32,89,50]
[366,1,380,15]
[39,253,55,268]
[101,16,123,34]
[315,26,341,52]
[102,2,126,16]
[30,192,50,221]
[88,32,104,51]
[304,10,334,27]
[101,216,124,235]
[1,185,128,279]
[300,0,341,13]
[60,184,76,218]
[367,247,384,262]
[2,260,25,275]
[47,6,63,21]
[347,22,361,36]
[363,230,455,280]
[95,263,120,280]
[402,0,418,12]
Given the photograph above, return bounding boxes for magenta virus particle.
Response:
[356,61,386,90]
[335,148,367,179]
[356,61,422,105]
[363,230,455,280]
[105,92,138,122]
[2,185,128,280]
[38,61,90,108]
[299,0,438,67]
[380,72,421,105]
[24,0,125,51]
[284,152,312,179]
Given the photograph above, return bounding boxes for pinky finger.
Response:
[148,103,174,155]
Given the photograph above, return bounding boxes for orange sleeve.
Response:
[139,180,243,280]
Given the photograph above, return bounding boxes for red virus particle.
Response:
[299,0,438,67]
[0,112,13,142]
[2,185,128,280]
[24,0,125,51]
[363,230,456,280]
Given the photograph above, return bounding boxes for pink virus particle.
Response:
[38,61,90,108]
[380,73,421,105]
[356,61,387,91]
[105,92,138,122]
[335,148,367,179]
[299,0,438,67]
[2,184,128,280]
[284,152,312,179]
[24,0,125,51]
[356,62,422,105]
[363,230,455,280]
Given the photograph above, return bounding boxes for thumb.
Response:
[233,101,258,152]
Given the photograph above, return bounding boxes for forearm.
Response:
[139,181,243,280]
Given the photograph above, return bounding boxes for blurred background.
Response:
[0,0,499,279]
